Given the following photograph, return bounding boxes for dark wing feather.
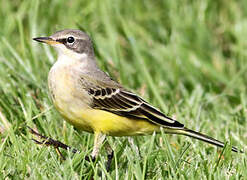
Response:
[86,86,184,128]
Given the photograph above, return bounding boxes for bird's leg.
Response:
[28,126,80,160]
[29,127,114,170]
[128,137,141,159]
[91,132,106,161]
[105,141,114,172]
[91,133,115,172]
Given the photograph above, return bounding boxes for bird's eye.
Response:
[67,36,75,44]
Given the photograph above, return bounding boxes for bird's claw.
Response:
[28,126,80,156]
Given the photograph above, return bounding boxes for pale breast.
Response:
[48,60,93,131]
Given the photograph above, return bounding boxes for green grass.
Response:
[0,0,246,179]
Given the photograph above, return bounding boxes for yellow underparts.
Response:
[57,106,161,136]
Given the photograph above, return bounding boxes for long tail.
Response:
[164,127,243,153]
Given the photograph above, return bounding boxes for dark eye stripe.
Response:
[56,38,67,44]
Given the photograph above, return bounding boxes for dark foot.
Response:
[28,126,109,166]
[28,126,80,159]
[106,151,114,172]
[85,155,96,162]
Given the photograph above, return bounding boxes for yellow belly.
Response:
[61,108,160,136]
[77,109,160,136]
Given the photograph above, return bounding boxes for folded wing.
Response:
[87,86,184,128]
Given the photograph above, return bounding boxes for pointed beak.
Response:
[33,37,61,45]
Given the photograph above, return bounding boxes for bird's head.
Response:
[33,29,94,60]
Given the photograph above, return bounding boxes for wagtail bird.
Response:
[33,29,242,162]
